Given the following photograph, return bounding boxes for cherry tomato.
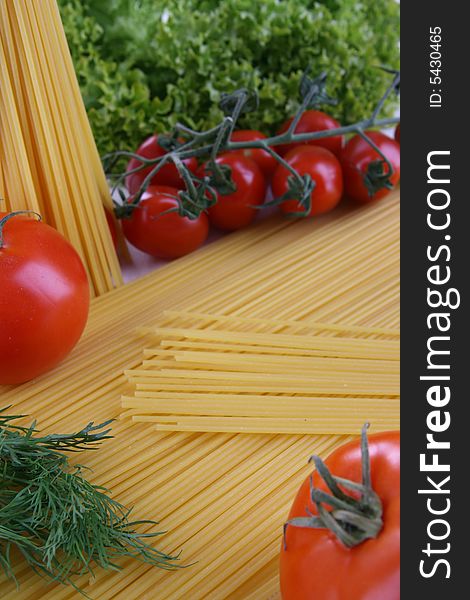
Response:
[395,123,400,144]
[0,212,90,385]
[280,431,400,600]
[341,131,400,204]
[228,130,278,178]
[121,186,209,259]
[105,208,118,250]
[271,146,343,217]
[276,110,343,157]
[125,135,198,194]
[199,154,267,231]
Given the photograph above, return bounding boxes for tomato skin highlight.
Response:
[280,431,400,600]
[228,130,278,178]
[341,131,400,204]
[121,187,209,259]
[0,213,90,385]
[272,146,343,217]
[200,154,267,231]
[276,110,344,157]
[125,134,198,194]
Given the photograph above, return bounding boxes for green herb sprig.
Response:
[0,409,181,594]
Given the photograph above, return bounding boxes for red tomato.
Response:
[395,123,400,144]
[341,131,400,204]
[199,154,267,231]
[121,186,209,259]
[228,130,278,178]
[125,135,198,194]
[280,431,400,600]
[0,212,90,385]
[271,146,343,217]
[105,208,118,250]
[276,110,343,157]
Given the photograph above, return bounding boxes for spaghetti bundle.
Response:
[121,313,400,434]
[0,0,121,295]
[0,192,399,598]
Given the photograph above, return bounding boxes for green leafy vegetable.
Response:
[0,410,180,593]
[59,0,399,155]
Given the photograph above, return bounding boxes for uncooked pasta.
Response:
[0,0,121,295]
[0,190,399,599]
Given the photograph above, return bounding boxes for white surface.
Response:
[119,197,278,283]
[120,228,224,283]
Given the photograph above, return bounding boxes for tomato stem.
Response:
[0,211,42,249]
[283,424,384,549]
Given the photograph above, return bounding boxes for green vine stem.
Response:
[283,423,383,550]
[0,211,42,248]
[104,69,399,219]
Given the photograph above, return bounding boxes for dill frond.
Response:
[0,408,181,593]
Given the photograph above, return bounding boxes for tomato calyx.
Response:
[363,159,395,198]
[176,185,217,219]
[156,132,184,153]
[299,69,337,110]
[220,88,259,118]
[114,171,218,221]
[265,174,316,218]
[284,424,383,549]
[0,211,42,248]
[202,161,237,196]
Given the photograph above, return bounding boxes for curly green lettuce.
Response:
[59,0,399,155]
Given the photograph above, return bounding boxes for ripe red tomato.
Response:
[228,130,278,178]
[272,146,343,217]
[341,131,400,204]
[0,212,90,385]
[276,110,343,157]
[121,186,209,259]
[199,154,267,231]
[395,123,400,144]
[280,431,400,600]
[105,208,118,250]
[125,135,198,194]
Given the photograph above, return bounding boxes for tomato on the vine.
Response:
[272,146,343,217]
[199,154,267,231]
[0,212,90,385]
[228,130,278,178]
[280,430,400,600]
[341,131,400,204]
[276,110,343,157]
[121,186,209,259]
[125,135,198,194]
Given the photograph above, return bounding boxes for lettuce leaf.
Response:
[59,0,399,155]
